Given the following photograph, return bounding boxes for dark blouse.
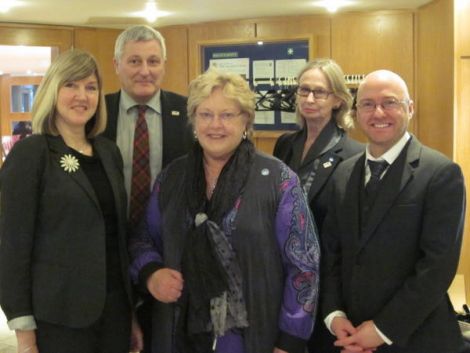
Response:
[70,148,123,293]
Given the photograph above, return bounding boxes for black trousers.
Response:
[136,298,153,353]
[36,289,131,353]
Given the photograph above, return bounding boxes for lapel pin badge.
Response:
[323,161,332,168]
[60,154,80,173]
[171,110,180,116]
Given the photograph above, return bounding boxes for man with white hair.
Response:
[321,70,466,353]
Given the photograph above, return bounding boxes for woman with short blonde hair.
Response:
[129,69,320,353]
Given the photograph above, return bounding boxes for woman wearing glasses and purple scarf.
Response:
[129,69,320,353]
[274,59,363,353]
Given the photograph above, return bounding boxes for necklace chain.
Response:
[71,142,89,153]
[208,177,218,195]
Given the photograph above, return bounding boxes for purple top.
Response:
[129,165,320,353]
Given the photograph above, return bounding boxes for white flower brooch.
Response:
[60,154,80,173]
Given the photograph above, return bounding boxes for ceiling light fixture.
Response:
[0,0,20,13]
[313,0,355,13]
[134,1,170,23]
[144,1,158,23]
[455,0,469,11]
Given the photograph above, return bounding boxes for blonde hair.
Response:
[296,58,354,130]
[32,49,106,137]
[187,69,256,135]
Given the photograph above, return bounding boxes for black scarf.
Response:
[176,139,255,352]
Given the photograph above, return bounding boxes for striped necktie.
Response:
[130,105,150,227]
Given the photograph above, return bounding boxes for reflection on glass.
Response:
[11,85,39,113]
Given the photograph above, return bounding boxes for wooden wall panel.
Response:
[331,12,415,141]
[187,20,256,81]
[455,57,470,303]
[255,15,331,58]
[158,25,189,96]
[0,23,73,52]
[73,28,121,94]
[331,12,414,87]
[0,75,8,140]
[252,131,285,155]
[454,0,470,302]
[416,0,454,157]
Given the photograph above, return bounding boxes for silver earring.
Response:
[193,130,198,140]
[242,130,247,140]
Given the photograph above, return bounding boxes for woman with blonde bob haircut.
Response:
[32,49,107,137]
[129,69,320,353]
[274,59,363,352]
[0,49,139,353]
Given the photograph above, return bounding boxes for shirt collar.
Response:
[365,131,411,165]
[120,89,161,114]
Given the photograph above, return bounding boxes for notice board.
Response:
[199,37,313,130]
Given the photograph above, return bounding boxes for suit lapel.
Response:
[306,152,341,203]
[104,91,120,141]
[47,135,101,211]
[357,138,419,252]
[160,90,186,167]
[343,154,365,245]
[94,139,126,223]
[291,125,344,203]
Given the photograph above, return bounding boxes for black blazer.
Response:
[103,90,193,170]
[0,134,132,328]
[322,136,466,353]
[273,125,363,232]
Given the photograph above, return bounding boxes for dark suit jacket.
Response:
[0,134,132,328]
[103,90,192,170]
[104,90,192,353]
[322,136,466,353]
[273,124,363,232]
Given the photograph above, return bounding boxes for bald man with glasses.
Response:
[321,70,466,353]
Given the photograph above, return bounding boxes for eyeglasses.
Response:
[196,111,242,122]
[356,98,409,113]
[296,86,333,100]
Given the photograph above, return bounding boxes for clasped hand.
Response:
[331,317,384,353]
[146,268,184,303]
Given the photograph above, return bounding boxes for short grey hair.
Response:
[114,25,167,61]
